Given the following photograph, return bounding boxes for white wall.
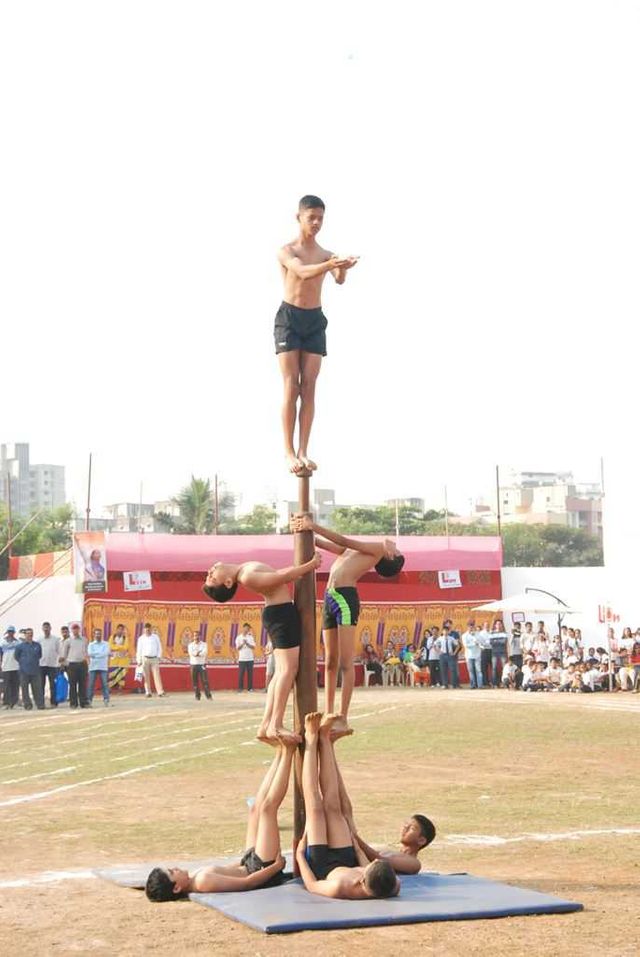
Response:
[0,575,83,635]
[602,455,640,622]
[501,567,612,647]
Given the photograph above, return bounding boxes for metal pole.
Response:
[293,468,318,862]
[395,498,400,537]
[495,465,502,539]
[85,454,92,532]
[6,473,13,558]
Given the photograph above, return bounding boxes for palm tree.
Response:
[172,477,214,534]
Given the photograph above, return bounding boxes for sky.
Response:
[2,1,638,518]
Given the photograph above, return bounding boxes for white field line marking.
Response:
[2,708,258,761]
[0,703,398,808]
[445,826,640,846]
[1,766,76,785]
[0,743,236,808]
[0,869,96,889]
[110,722,260,762]
[3,824,640,890]
[1,708,190,735]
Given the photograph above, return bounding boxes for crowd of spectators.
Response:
[361,620,640,694]
[0,621,171,710]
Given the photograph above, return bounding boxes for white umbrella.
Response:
[473,593,581,615]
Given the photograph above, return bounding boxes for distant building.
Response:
[1,443,66,515]
[385,497,425,513]
[277,487,338,532]
[103,502,156,533]
[476,469,603,538]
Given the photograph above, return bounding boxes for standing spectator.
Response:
[136,623,166,697]
[37,621,61,708]
[425,627,442,688]
[1,625,21,709]
[532,631,550,665]
[87,628,112,706]
[362,643,383,686]
[490,620,508,687]
[630,641,640,692]
[522,621,535,657]
[573,628,585,659]
[235,622,256,692]
[60,623,89,708]
[462,623,483,689]
[509,623,524,670]
[188,631,212,700]
[264,638,276,693]
[14,628,44,710]
[439,624,460,689]
[536,620,548,638]
[478,622,493,687]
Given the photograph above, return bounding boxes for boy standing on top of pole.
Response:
[276,195,358,474]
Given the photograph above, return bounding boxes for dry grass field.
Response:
[0,686,638,956]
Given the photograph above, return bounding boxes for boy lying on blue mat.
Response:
[296,712,402,900]
[145,741,294,901]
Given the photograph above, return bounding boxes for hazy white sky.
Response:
[2,1,638,516]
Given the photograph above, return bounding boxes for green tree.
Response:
[227,505,277,535]
[168,477,235,534]
[0,504,74,579]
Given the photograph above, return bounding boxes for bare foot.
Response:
[256,730,280,747]
[304,711,323,738]
[286,451,304,474]
[274,726,302,746]
[298,452,317,471]
[321,714,353,740]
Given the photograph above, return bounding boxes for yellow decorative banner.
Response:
[84,599,492,662]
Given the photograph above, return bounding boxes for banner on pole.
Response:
[73,531,107,594]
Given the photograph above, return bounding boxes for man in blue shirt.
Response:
[14,628,45,710]
[87,628,112,706]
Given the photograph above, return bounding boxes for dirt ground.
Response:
[0,687,638,956]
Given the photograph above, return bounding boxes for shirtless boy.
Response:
[145,741,294,901]
[292,516,405,732]
[333,758,436,875]
[202,551,321,744]
[296,712,399,900]
[276,195,358,474]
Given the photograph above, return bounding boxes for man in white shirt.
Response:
[236,623,256,692]
[1,626,21,709]
[136,623,166,698]
[37,620,62,707]
[188,631,212,700]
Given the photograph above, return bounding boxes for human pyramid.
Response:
[146,196,434,903]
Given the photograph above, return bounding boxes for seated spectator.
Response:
[500,657,520,691]
[559,662,577,692]
[362,644,383,686]
[546,657,563,689]
[581,661,602,692]
[520,657,537,692]
[595,647,609,665]
[584,646,597,664]
[382,642,402,687]
[616,652,635,691]
[401,644,420,687]
[525,661,549,692]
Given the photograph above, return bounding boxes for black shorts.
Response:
[262,602,301,650]
[240,847,287,888]
[322,587,360,629]
[274,301,328,356]
[306,844,358,881]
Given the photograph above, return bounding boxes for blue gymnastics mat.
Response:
[95,861,582,933]
[190,872,582,933]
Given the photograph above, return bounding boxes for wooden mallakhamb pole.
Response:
[292,469,318,851]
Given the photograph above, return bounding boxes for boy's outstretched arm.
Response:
[239,552,321,592]
[331,256,359,285]
[278,247,350,281]
[292,515,383,559]
[314,535,345,556]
